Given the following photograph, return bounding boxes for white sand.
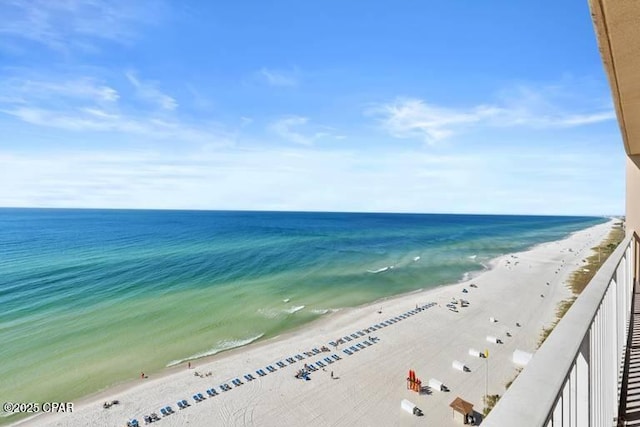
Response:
[15,220,615,427]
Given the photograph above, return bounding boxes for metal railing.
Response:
[483,233,637,427]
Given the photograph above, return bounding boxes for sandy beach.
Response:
[14,219,614,427]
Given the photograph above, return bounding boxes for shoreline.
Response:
[11,218,615,426]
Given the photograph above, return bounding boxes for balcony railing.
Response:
[483,233,637,427]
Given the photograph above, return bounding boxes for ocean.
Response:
[0,208,605,419]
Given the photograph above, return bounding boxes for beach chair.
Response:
[328,341,338,347]
[165,406,174,414]
[344,336,352,342]
[324,357,333,364]
[332,354,341,361]
[161,408,169,417]
[350,333,359,339]
[356,343,365,350]
[307,364,318,371]
[276,361,286,368]
[207,389,215,397]
[220,384,230,391]
[193,394,202,402]
[312,348,321,354]
[350,346,359,352]
[286,357,296,364]
[197,393,206,400]
[181,399,190,407]
[295,354,305,360]
[244,374,253,381]
[266,365,277,373]
[177,401,185,410]
[128,419,139,427]
[316,361,325,368]
[232,378,243,386]
[256,369,267,377]
[357,331,366,336]
[343,349,353,355]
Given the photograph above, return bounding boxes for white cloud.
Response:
[369,98,500,143]
[259,68,299,87]
[0,74,229,145]
[269,115,313,145]
[126,71,177,111]
[0,77,119,105]
[0,0,164,53]
[0,145,623,215]
[370,85,616,143]
[268,116,344,145]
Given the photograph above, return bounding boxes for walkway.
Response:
[620,280,640,426]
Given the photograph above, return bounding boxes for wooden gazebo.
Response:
[449,396,474,424]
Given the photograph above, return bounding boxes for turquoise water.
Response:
[0,209,605,420]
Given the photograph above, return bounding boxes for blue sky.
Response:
[0,0,625,215]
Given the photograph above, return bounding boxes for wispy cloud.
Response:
[259,67,299,87]
[369,98,499,142]
[269,116,313,145]
[0,77,119,104]
[0,0,164,53]
[268,116,343,145]
[370,84,616,143]
[0,74,229,145]
[0,145,623,215]
[126,71,177,111]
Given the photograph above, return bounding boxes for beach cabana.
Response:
[486,335,500,344]
[400,399,423,416]
[512,349,533,366]
[449,397,474,424]
[452,360,468,372]
[428,378,449,392]
[468,348,483,358]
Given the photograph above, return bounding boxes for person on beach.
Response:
[188,362,191,369]
[140,372,145,379]
[331,371,334,379]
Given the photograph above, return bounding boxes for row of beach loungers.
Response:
[328,302,437,348]
[126,302,437,425]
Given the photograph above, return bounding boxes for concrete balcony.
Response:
[483,233,638,426]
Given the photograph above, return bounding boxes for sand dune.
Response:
[15,220,614,427]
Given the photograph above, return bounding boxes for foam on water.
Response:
[166,333,265,367]
[367,265,394,273]
[285,305,305,314]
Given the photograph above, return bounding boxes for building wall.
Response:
[627,156,640,236]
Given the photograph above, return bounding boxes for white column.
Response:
[576,334,590,426]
